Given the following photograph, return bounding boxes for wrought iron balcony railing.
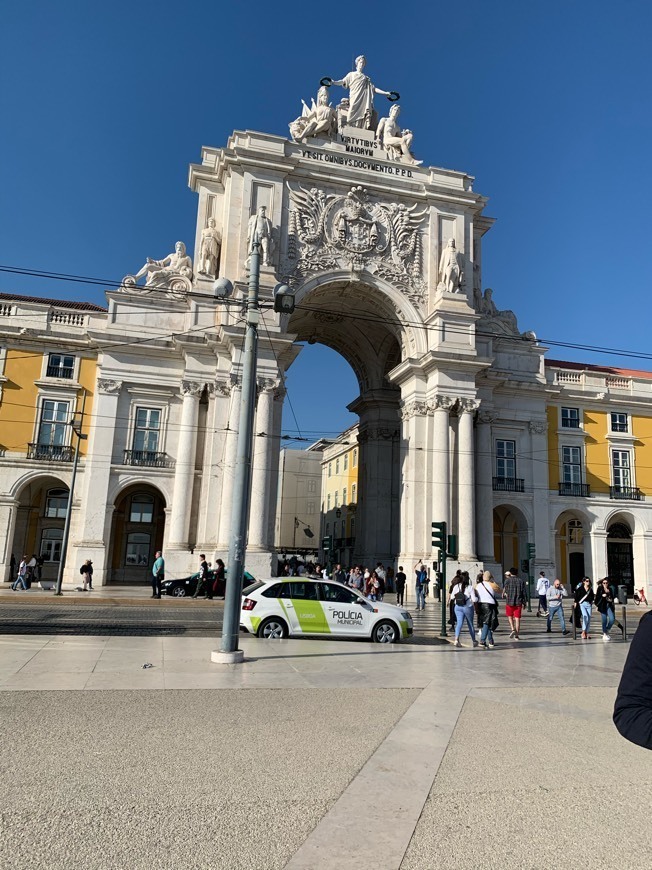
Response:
[123,450,172,468]
[558,482,590,497]
[492,477,525,492]
[46,364,74,379]
[27,443,74,462]
[609,486,643,501]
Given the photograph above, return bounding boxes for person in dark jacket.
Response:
[614,611,652,750]
[573,576,594,639]
[595,577,623,642]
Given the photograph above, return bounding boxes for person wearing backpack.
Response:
[414,559,428,610]
[80,559,93,591]
[450,571,478,647]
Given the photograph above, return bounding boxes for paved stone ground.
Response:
[401,686,652,870]
[0,688,418,870]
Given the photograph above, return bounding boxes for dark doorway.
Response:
[607,522,634,594]
[569,552,585,587]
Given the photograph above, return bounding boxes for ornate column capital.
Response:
[400,400,428,421]
[273,384,287,402]
[529,420,548,434]
[459,398,481,413]
[214,378,232,397]
[478,409,496,424]
[97,379,122,395]
[428,395,455,414]
[256,377,279,396]
[181,380,203,398]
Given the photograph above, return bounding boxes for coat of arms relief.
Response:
[284,184,428,305]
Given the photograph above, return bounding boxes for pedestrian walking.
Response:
[193,554,210,598]
[151,550,165,599]
[535,571,550,617]
[80,559,94,591]
[414,560,428,610]
[613,611,652,749]
[211,558,225,598]
[475,570,500,648]
[395,566,406,607]
[9,553,16,583]
[375,563,387,592]
[332,563,346,585]
[595,577,619,642]
[574,576,594,639]
[386,565,395,594]
[448,570,462,628]
[11,555,28,591]
[26,554,37,588]
[503,568,527,640]
[546,578,570,635]
[450,571,478,647]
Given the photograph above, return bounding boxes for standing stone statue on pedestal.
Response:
[246,206,275,267]
[198,217,221,277]
[289,86,337,142]
[438,239,464,293]
[377,105,421,165]
[328,55,394,130]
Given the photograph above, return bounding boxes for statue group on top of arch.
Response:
[122,241,194,296]
[288,55,421,166]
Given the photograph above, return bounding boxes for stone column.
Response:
[529,420,551,569]
[431,395,454,529]
[248,378,276,550]
[74,378,122,586]
[400,400,429,564]
[0,496,18,582]
[266,385,285,547]
[457,399,479,560]
[167,380,202,548]
[217,379,241,549]
[475,410,495,561]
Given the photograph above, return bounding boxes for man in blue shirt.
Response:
[151,551,165,599]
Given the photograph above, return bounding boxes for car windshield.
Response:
[242,580,265,596]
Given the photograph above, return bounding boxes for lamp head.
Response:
[213,277,234,299]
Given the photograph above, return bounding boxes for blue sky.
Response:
[2,0,652,439]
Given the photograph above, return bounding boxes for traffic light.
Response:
[432,521,447,551]
[447,534,458,561]
[527,543,536,560]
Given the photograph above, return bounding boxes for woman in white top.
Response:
[475,570,500,648]
[449,571,478,647]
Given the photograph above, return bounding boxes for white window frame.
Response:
[327,493,331,511]
[495,439,516,479]
[328,462,332,478]
[40,351,81,383]
[561,445,583,484]
[561,407,581,429]
[307,501,315,515]
[351,483,357,503]
[610,412,628,434]
[334,490,340,508]
[343,453,348,471]
[35,397,71,448]
[611,448,634,490]
[352,449,358,467]
[335,457,340,474]
[342,486,347,505]
[126,402,168,456]
[45,488,69,519]
[40,528,63,562]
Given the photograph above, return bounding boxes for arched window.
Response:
[41,528,63,562]
[45,488,69,518]
[608,522,631,540]
[126,532,151,566]
[568,519,583,545]
[130,494,154,523]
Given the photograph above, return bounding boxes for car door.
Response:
[319,583,372,637]
[279,581,330,635]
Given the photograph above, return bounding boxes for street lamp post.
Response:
[213,248,294,664]
[54,390,87,596]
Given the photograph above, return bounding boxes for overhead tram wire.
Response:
[3,262,652,363]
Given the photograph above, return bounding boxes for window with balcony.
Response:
[561,407,581,428]
[45,488,69,518]
[493,440,524,492]
[46,353,75,379]
[40,528,63,562]
[610,450,640,499]
[559,446,589,495]
[30,400,72,460]
[130,494,154,523]
[124,407,168,466]
[610,412,628,433]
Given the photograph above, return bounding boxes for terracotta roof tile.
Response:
[0,292,106,313]
[545,358,652,380]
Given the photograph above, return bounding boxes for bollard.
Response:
[622,605,627,642]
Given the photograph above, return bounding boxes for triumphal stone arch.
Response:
[182,60,511,579]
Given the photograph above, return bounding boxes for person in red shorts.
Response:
[503,568,527,640]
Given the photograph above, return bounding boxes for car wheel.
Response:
[372,620,399,644]
[172,586,186,597]
[258,617,288,639]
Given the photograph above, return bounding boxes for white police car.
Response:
[240,578,413,643]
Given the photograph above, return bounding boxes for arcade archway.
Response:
[11,474,70,583]
[108,483,166,585]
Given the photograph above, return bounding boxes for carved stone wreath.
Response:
[285,184,427,298]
